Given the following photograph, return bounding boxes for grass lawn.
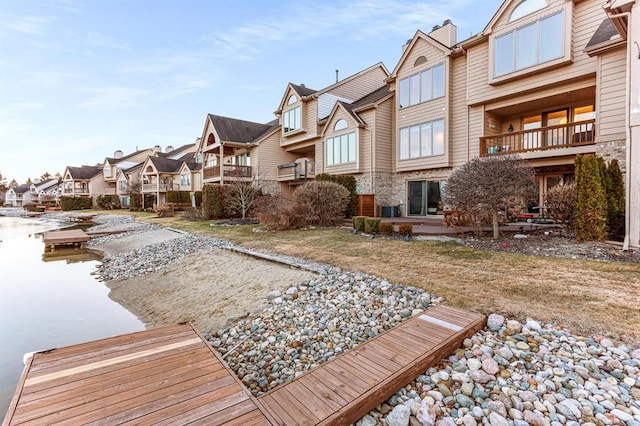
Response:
[98,211,640,346]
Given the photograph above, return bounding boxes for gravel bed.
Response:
[76,214,639,425]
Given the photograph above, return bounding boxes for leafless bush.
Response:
[545,183,576,231]
[293,181,350,227]
[444,155,537,238]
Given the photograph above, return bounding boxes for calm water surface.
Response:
[0,215,144,416]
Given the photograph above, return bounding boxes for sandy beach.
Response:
[106,248,315,333]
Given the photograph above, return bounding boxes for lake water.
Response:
[0,214,144,416]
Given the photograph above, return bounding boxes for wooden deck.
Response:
[258,305,485,425]
[42,229,90,250]
[3,324,276,426]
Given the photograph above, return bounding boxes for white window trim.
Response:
[489,3,572,84]
[398,118,446,161]
[283,105,302,135]
[398,62,445,109]
[325,131,358,167]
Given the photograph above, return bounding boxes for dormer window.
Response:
[104,166,111,178]
[494,10,564,78]
[510,0,547,22]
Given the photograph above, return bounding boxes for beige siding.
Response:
[467,106,484,159]
[468,0,603,106]
[280,99,319,148]
[374,97,394,173]
[254,132,299,182]
[450,54,469,167]
[322,108,361,175]
[327,66,388,100]
[395,38,452,172]
[598,48,627,139]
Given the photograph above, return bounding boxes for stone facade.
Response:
[597,139,627,172]
[391,168,453,214]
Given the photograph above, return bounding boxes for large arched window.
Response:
[287,95,297,105]
[334,119,348,131]
[509,0,547,22]
[207,133,216,145]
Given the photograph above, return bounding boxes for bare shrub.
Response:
[255,193,307,231]
[379,222,394,236]
[444,155,537,239]
[545,183,576,231]
[293,181,349,227]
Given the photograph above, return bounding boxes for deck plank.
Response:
[258,305,485,425]
[3,324,274,426]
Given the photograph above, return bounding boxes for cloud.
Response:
[0,14,54,36]
[66,31,129,54]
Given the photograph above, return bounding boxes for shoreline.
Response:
[38,213,640,424]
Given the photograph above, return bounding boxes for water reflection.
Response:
[0,216,143,415]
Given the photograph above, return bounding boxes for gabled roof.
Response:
[208,114,274,144]
[105,148,152,165]
[290,83,317,97]
[14,184,31,194]
[35,178,59,191]
[66,166,102,180]
[157,143,196,159]
[389,30,453,79]
[146,156,184,173]
[321,86,392,135]
[585,18,623,55]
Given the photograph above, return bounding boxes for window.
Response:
[326,132,356,166]
[510,0,547,22]
[103,166,111,178]
[399,119,445,160]
[180,173,191,186]
[494,11,564,77]
[232,153,250,166]
[334,119,348,131]
[118,179,127,192]
[287,95,297,105]
[398,63,445,108]
[283,106,301,133]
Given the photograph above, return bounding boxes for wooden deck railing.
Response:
[480,119,595,156]
[142,183,178,192]
[277,160,315,181]
[203,165,252,179]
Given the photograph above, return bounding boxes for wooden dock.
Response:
[3,324,276,426]
[258,305,485,425]
[42,229,90,250]
[3,306,484,426]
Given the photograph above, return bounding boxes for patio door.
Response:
[408,181,444,216]
[408,181,425,216]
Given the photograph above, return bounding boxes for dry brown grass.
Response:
[128,214,640,346]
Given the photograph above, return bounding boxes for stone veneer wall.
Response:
[597,139,627,173]
[355,172,395,207]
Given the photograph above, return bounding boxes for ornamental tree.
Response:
[444,154,537,239]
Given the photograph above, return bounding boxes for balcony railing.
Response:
[142,183,179,192]
[480,119,595,156]
[203,165,253,180]
[62,187,89,195]
[277,160,316,181]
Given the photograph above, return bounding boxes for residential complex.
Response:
[6,0,638,248]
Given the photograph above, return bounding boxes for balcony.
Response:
[203,165,253,180]
[480,119,595,157]
[142,183,179,192]
[62,187,89,195]
[277,160,315,182]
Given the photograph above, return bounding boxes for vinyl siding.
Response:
[325,66,388,102]
[254,132,299,182]
[598,48,627,139]
[322,108,361,175]
[450,54,469,167]
[280,99,319,148]
[374,97,394,173]
[468,0,602,106]
[395,38,451,172]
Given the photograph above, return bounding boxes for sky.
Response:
[0,0,503,184]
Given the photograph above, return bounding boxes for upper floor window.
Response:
[283,106,301,134]
[103,166,111,178]
[118,180,127,192]
[180,173,191,186]
[287,95,297,105]
[326,132,356,166]
[334,120,348,131]
[399,119,445,160]
[399,63,445,109]
[510,0,547,22]
[231,153,250,166]
[494,10,564,77]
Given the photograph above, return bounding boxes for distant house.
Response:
[4,187,17,206]
[139,150,201,206]
[61,166,102,202]
[100,148,154,202]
